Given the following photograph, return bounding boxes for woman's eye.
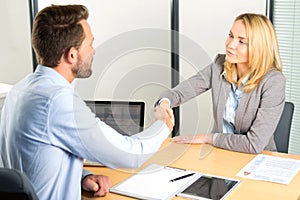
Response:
[240,40,248,45]
[228,34,234,38]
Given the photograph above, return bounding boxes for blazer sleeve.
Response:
[159,58,220,107]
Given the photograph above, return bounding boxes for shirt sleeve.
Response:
[154,98,171,108]
[48,91,170,169]
[81,169,93,181]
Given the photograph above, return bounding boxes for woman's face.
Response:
[225,19,249,68]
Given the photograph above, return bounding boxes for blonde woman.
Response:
[157,13,285,153]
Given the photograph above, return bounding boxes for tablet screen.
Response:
[177,175,240,200]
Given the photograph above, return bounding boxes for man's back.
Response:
[0,66,83,199]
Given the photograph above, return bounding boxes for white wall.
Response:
[35,0,171,128]
[72,0,172,128]
[0,0,32,84]
[1,0,266,135]
[0,0,32,126]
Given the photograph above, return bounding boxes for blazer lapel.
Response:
[235,91,252,134]
[216,78,231,132]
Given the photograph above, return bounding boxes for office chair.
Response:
[0,168,38,200]
[273,102,294,153]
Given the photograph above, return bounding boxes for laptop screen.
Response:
[85,100,145,136]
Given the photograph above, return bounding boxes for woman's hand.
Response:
[171,134,213,144]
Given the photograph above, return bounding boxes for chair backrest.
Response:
[0,168,38,200]
[274,102,294,153]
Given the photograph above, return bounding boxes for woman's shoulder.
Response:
[208,54,225,73]
[259,68,285,92]
[263,67,285,82]
[213,54,226,65]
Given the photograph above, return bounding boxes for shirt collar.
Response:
[221,71,250,87]
[34,65,72,87]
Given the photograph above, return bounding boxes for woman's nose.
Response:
[227,38,238,49]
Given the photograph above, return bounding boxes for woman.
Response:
[157,13,285,153]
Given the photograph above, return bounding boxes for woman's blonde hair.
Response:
[224,13,282,92]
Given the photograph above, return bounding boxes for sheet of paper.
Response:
[111,164,201,200]
[237,154,300,184]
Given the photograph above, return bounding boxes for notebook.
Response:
[83,100,145,166]
[110,164,201,200]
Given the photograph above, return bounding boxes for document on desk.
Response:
[110,164,201,200]
[237,154,300,184]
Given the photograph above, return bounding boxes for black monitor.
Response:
[85,100,145,136]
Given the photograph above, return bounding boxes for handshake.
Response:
[154,99,175,132]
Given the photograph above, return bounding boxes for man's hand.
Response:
[154,105,174,132]
[82,174,110,197]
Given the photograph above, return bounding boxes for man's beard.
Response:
[72,55,93,78]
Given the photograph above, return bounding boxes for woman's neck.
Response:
[236,63,249,79]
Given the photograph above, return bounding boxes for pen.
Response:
[169,173,195,182]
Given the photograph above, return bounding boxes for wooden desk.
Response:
[82,141,300,200]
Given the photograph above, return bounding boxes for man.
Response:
[0,4,174,199]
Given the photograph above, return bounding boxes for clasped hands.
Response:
[154,100,175,132]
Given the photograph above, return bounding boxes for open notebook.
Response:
[83,100,145,165]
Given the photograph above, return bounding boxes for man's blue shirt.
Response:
[0,65,169,199]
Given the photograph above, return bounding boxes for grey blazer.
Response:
[160,54,285,153]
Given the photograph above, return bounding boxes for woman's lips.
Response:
[226,50,235,57]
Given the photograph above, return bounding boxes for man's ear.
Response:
[66,47,78,64]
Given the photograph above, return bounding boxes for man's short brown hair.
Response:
[32,4,89,67]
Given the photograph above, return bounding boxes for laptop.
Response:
[85,100,145,136]
[83,100,145,166]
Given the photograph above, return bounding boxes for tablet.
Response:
[177,174,241,200]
